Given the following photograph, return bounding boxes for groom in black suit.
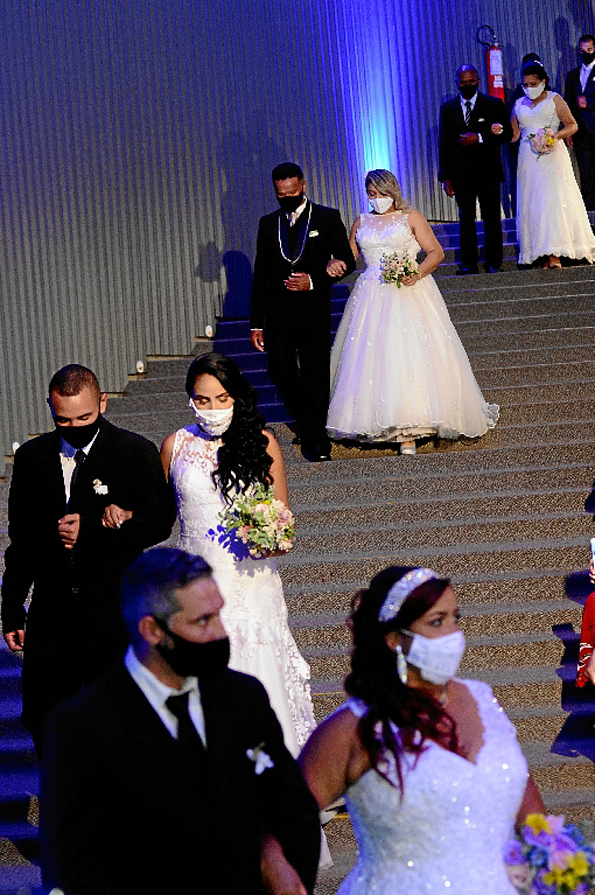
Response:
[250,162,355,462]
[41,548,320,895]
[565,34,595,210]
[1,364,175,751]
[439,65,512,274]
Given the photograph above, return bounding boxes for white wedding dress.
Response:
[515,91,595,265]
[169,425,316,757]
[338,680,528,895]
[327,212,499,442]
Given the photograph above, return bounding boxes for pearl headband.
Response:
[378,568,437,623]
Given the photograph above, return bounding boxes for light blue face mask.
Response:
[400,629,466,685]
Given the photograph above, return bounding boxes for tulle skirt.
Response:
[327,270,499,442]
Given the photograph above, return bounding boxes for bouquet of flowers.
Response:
[379,251,419,287]
[504,813,595,895]
[218,483,295,559]
[528,128,557,157]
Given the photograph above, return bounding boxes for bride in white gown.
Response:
[512,60,595,268]
[326,170,498,455]
[160,353,315,757]
[300,566,545,894]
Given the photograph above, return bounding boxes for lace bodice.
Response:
[338,680,528,894]
[356,212,421,275]
[515,92,561,138]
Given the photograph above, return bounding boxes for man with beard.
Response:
[565,34,595,210]
[439,65,512,274]
[40,548,321,895]
[250,162,355,462]
[1,364,175,752]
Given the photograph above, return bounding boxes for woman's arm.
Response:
[515,774,546,825]
[510,112,521,143]
[404,210,445,284]
[299,706,369,809]
[553,94,578,140]
[348,216,361,262]
[160,433,176,481]
[264,430,289,507]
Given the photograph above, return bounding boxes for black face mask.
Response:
[154,619,230,680]
[58,416,101,449]
[459,84,478,100]
[580,50,595,65]
[277,194,304,213]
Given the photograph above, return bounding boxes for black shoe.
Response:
[456,266,479,275]
[302,447,332,462]
[484,266,502,273]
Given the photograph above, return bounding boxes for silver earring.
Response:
[396,643,408,686]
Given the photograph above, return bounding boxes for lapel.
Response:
[278,201,312,264]
[37,430,69,515]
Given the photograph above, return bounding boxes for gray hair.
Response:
[120,547,213,643]
[365,170,411,213]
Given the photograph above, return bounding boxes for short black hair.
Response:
[271,162,304,183]
[120,547,213,644]
[48,364,100,400]
[579,34,595,45]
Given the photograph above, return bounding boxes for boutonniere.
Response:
[93,478,108,496]
[246,742,274,775]
[478,118,485,123]
[308,230,319,237]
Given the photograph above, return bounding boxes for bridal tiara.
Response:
[378,568,437,623]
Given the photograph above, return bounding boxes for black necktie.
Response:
[68,449,86,506]
[465,101,472,126]
[166,691,205,756]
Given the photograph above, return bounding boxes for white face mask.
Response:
[188,398,234,437]
[401,629,466,686]
[369,195,394,214]
[523,82,546,100]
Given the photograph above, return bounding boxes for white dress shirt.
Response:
[124,644,207,745]
[581,60,595,92]
[459,92,483,142]
[59,430,100,503]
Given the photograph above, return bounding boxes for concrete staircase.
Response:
[1,219,595,892]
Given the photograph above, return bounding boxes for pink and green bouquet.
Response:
[219,483,295,559]
[379,251,419,287]
[528,128,557,157]
[505,813,595,895]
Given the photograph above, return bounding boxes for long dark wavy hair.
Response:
[185,353,273,502]
[345,566,459,794]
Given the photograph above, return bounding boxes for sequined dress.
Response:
[338,680,528,894]
[514,92,595,265]
[327,212,499,442]
[169,425,316,756]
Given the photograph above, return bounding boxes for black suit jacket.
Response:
[250,201,355,330]
[1,417,175,635]
[41,662,321,895]
[438,92,512,186]
[565,67,595,139]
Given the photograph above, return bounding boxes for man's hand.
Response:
[284,272,311,292]
[443,179,455,198]
[58,513,81,549]
[491,122,504,135]
[578,94,588,109]
[458,132,479,146]
[250,329,265,352]
[4,630,25,652]
[102,504,133,529]
[327,258,347,278]
[260,836,307,895]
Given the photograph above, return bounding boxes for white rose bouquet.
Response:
[218,483,295,559]
[379,251,419,287]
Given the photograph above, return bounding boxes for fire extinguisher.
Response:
[477,25,505,101]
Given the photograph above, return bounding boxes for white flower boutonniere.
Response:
[93,479,108,496]
[478,117,485,123]
[308,230,319,237]
[246,742,274,775]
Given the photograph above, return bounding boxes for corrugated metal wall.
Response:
[0,0,591,470]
